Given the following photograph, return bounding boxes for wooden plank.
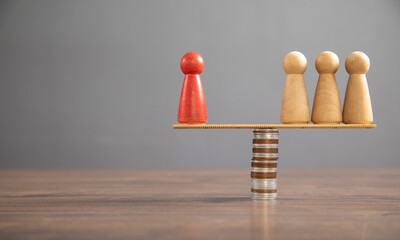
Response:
[173,123,377,129]
[0,169,398,240]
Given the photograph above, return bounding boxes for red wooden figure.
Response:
[178,52,208,124]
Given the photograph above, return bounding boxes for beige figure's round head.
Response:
[315,51,339,74]
[345,51,370,74]
[283,51,307,74]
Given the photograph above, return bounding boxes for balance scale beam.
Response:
[173,123,376,200]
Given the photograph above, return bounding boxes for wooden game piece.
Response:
[281,51,311,124]
[177,52,208,124]
[311,51,342,124]
[343,51,373,124]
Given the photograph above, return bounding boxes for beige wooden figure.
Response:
[343,51,373,124]
[281,51,311,124]
[311,51,342,124]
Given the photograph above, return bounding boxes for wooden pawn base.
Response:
[251,129,279,200]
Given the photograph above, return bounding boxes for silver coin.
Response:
[253,144,279,148]
[252,160,278,164]
[251,192,277,200]
[253,153,279,158]
[251,167,277,173]
[252,181,277,190]
[251,178,276,184]
[254,134,279,140]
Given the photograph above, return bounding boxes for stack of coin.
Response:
[251,129,279,200]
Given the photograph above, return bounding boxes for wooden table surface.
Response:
[1,169,399,240]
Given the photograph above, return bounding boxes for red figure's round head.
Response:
[180,52,204,75]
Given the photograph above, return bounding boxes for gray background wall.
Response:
[0,0,399,168]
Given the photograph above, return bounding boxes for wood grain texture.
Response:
[173,123,376,129]
[1,169,399,240]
